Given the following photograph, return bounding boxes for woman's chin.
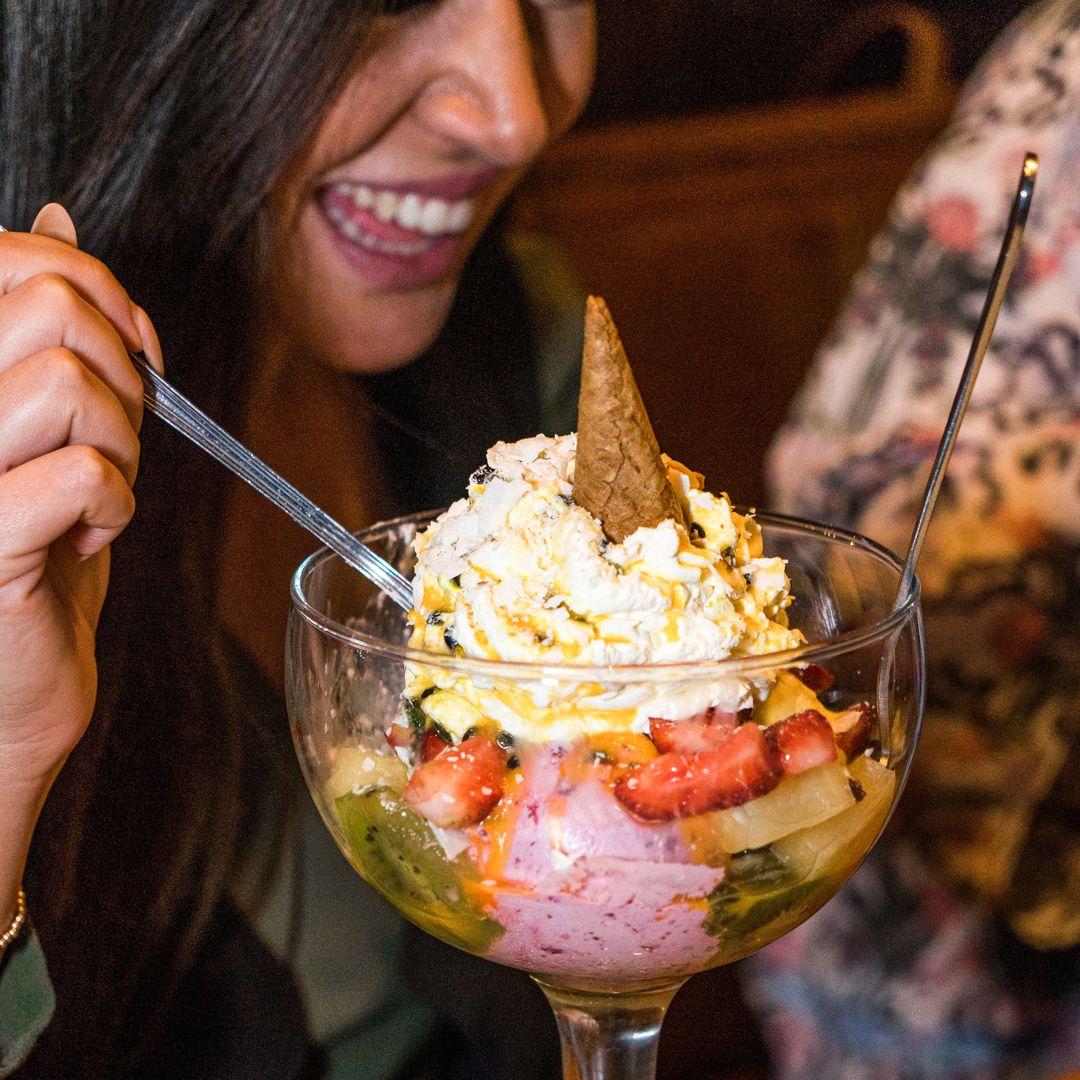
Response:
[271,202,468,375]
[278,272,455,378]
[307,280,459,374]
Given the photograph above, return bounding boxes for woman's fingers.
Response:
[130,304,164,374]
[24,204,163,374]
[30,204,79,247]
[0,272,145,430]
[0,446,135,585]
[0,208,154,585]
[0,222,164,373]
[0,348,140,485]
[0,231,145,356]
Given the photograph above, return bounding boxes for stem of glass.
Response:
[536,979,684,1080]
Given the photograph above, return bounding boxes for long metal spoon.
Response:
[896,151,1038,607]
[131,353,415,610]
[874,153,1037,744]
[0,222,414,611]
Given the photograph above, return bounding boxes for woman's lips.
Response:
[318,181,479,289]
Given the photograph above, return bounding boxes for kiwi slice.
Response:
[704,847,824,942]
[336,788,503,954]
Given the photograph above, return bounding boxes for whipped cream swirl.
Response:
[405,435,804,742]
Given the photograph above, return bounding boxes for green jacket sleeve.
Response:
[0,925,55,1076]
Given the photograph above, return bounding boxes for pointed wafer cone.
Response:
[573,296,686,542]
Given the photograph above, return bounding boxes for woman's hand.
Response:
[0,206,162,925]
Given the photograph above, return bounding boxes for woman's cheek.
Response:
[539,5,597,135]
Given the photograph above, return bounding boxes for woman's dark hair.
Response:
[3,3,550,1075]
[1,2,389,1074]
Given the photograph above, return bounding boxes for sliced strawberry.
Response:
[707,705,743,729]
[404,734,506,829]
[832,702,873,760]
[649,707,741,754]
[796,664,835,692]
[387,722,412,750]
[764,709,838,776]
[419,726,451,762]
[615,723,780,821]
[650,718,726,755]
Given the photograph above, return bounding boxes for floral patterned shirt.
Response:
[746,2,1080,1076]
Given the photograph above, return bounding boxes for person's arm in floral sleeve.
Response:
[749,2,1080,1076]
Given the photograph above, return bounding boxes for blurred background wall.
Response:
[510,0,1030,506]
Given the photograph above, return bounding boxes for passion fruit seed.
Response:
[469,465,496,486]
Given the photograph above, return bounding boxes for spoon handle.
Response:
[0,221,413,610]
[897,152,1038,607]
[131,352,414,611]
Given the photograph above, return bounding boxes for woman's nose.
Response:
[417,0,550,169]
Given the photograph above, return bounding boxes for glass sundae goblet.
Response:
[287,510,924,1079]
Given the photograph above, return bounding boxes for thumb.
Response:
[30,203,78,247]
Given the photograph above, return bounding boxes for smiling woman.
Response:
[0,2,594,1078]
[270,1,594,372]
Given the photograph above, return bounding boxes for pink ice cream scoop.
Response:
[483,746,725,983]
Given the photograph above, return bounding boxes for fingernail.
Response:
[131,304,163,372]
[66,523,104,560]
[31,203,78,247]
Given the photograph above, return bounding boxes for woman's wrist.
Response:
[0,772,52,932]
[0,874,29,952]
[0,887,26,955]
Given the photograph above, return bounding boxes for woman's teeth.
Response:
[326,182,475,236]
[325,201,432,255]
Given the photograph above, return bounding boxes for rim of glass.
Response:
[291,508,921,683]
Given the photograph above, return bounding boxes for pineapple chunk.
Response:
[711,762,855,854]
[326,746,408,801]
[754,670,839,727]
[421,690,486,736]
[773,754,895,880]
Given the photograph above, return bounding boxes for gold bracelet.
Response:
[0,889,26,953]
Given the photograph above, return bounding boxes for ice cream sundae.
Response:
[328,298,896,987]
